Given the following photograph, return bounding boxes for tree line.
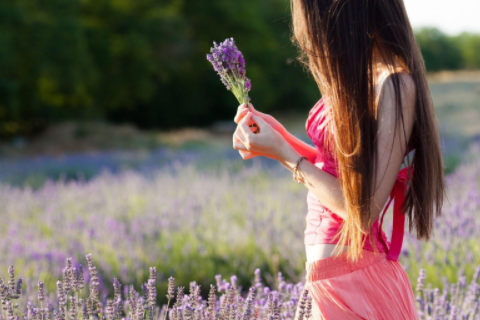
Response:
[0,0,479,138]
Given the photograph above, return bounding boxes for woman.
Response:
[232,0,445,319]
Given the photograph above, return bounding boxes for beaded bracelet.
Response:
[293,156,307,184]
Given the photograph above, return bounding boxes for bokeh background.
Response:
[1,0,480,310]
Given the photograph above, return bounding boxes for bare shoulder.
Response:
[377,71,416,123]
[375,71,416,156]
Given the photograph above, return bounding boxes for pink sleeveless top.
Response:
[304,96,414,261]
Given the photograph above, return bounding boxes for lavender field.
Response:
[0,74,479,318]
[3,253,479,320]
[1,135,480,316]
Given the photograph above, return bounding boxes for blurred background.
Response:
[0,0,479,308]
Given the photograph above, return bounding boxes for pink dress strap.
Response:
[378,165,414,261]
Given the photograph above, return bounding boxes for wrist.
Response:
[277,140,301,168]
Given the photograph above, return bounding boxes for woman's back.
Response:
[304,80,416,259]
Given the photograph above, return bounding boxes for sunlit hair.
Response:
[290,0,445,261]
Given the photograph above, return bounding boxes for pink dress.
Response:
[299,97,419,320]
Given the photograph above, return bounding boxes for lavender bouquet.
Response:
[206,38,252,106]
[207,38,258,133]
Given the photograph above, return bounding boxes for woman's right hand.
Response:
[234,103,287,135]
[233,103,287,160]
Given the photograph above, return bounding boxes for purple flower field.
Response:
[1,253,479,319]
[0,140,479,318]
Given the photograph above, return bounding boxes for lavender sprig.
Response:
[206,37,252,106]
[163,277,175,320]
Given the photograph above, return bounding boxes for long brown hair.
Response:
[290,0,445,261]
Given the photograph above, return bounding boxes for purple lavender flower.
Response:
[47,303,54,320]
[149,267,156,281]
[105,299,114,320]
[416,269,426,294]
[166,277,175,300]
[176,286,185,304]
[207,37,252,106]
[85,254,100,313]
[15,278,22,297]
[77,264,85,290]
[56,281,66,320]
[38,281,44,302]
[137,297,145,320]
[207,285,216,317]
[62,268,70,296]
[241,287,256,320]
[230,275,237,289]
[305,296,312,319]
[6,301,13,320]
[113,278,121,302]
[70,295,77,318]
[183,303,194,320]
[141,283,149,308]
[147,279,156,309]
[8,266,15,297]
[86,297,95,317]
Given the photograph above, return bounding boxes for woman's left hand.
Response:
[233,111,291,161]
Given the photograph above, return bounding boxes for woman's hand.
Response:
[234,103,287,135]
[233,111,292,161]
[233,103,287,159]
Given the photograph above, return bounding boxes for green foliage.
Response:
[452,32,480,69]
[0,1,479,138]
[415,28,463,71]
[0,0,319,138]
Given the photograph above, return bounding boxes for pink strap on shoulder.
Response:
[379,165,414,261]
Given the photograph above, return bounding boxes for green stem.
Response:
[66,294,69,320]
[75,292,78,320]
[228,73,248,106]
[163,299,171,320]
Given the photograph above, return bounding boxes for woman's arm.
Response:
[238,129,318,162]
[282,131,318,164]
[277,73,416,222]
[279,148,348,220]
[234,103,318,162]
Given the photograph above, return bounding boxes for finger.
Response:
[240,150,255,160]
[247,103,260,117]
[243,151,257,160]
[234,139,248,152]
[233,126,247,147]
[237,103,248,112]
[233,137,245,151]
[233,127,241,149]
[232,133,238,149]
[238,112,254,139]
[248,104,265,118]
[234,108,248,124]
[250,113,267,130]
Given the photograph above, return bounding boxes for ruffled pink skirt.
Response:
[298,250,419,319]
